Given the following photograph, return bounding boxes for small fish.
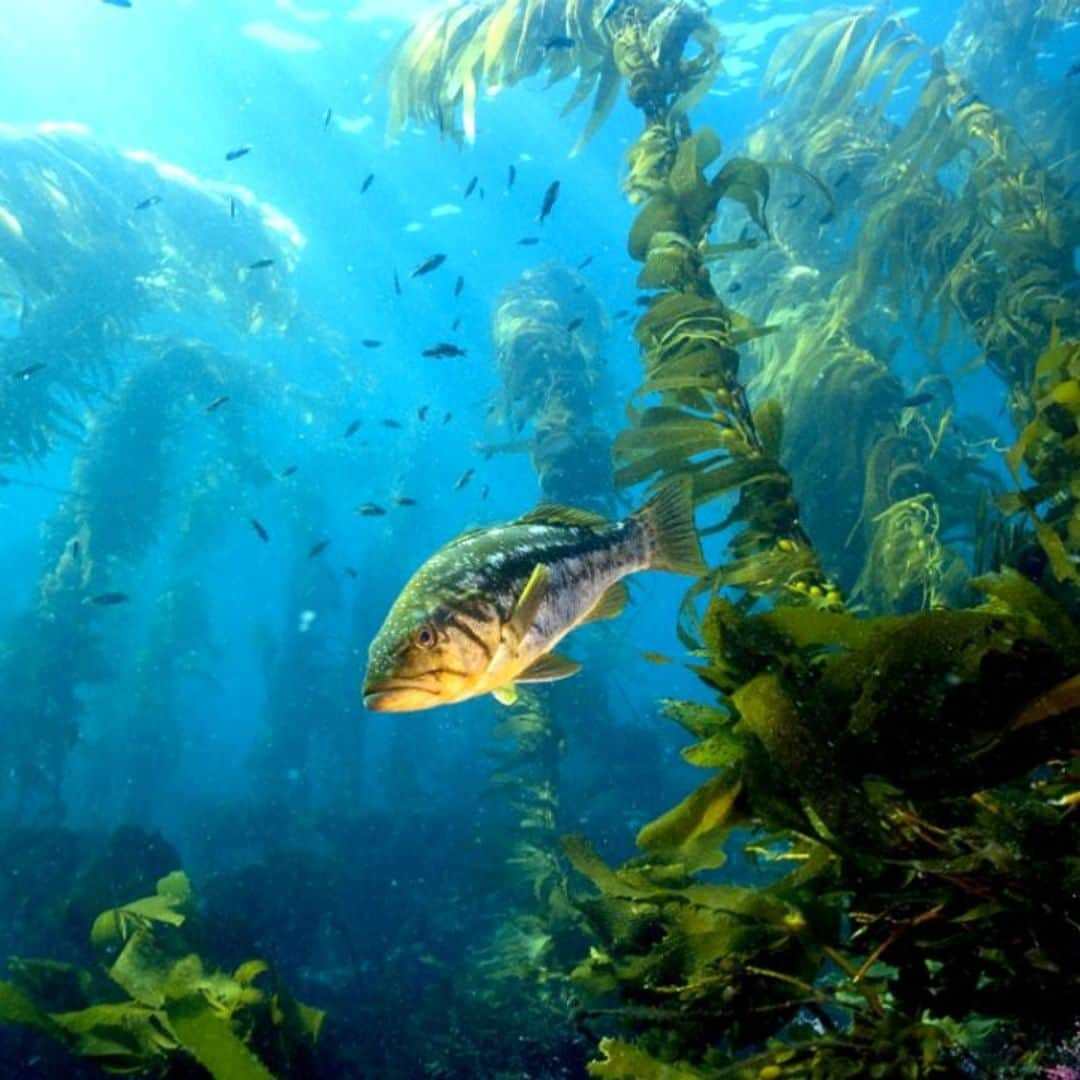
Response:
[422,343,467,359]
[544,35,575,49]
[480,484,490,500]
[89,592,129,606]
[451,317,462,332]
[454,275,464,297]
[247,258,275,271]
[71,540,81,560]
[361,339,383,348]
[280,465,298,478]
[613,309,630,320]
[356,503,387,517]
[784,193,805,209]
[345,419,362,438]
[453,468,475,491]
[344,567,360,579]
[418,405,430,421]
[1068,58,1080,78]
[361,173,375,193]
[250,518,270,542]
[12,363,47,380]
[818,210,835,226]
[323,107,333,130]
[641,650,673,665]
[635,295,653,306]
[230,197,237,220]
[392,496,418,507]
[443,411,453,424]
[383,419,403,429]
[308,539,331,558]
[566,316,583,333]
[901,392,935,408]
[393,270,402,296]
[101,0,132,8]
[362,478,703,712]
[518,237,540,246]
[225,145,252,162]
[538,180,560,224]
[727,282,742,294]
[577,255,593,270]
[205,396,230,413]
[507,164,517,191]
[134,195,162,211]
[834,171,851,187]
[411,253,447,277]
[464,176,479,198]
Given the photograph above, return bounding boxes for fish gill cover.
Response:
[0,0,1077,1076]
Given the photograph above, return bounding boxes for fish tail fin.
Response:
[632,476,706,576]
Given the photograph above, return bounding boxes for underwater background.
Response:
[0,0,1078,1076]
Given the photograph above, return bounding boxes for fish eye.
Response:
[415,624,437,649]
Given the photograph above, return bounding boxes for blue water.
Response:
[1,0,1078,1076]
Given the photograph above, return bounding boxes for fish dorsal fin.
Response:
[444,526,487,549]
[492,684,519,706]
[509,563,550,642]
[583,580,629,624]
[516,504,609,528]
[517,652,582,683]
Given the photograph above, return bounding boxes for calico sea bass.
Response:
[363,478,704,712]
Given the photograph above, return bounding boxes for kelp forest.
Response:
[0,0,1078,1076]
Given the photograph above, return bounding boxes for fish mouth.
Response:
[362,679,442,713]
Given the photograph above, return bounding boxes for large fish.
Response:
[363,478,704,712]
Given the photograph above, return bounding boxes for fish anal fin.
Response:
[584,581,629,624]
[516,504,610,528]
[492,684,519,706]
[509,563,550,641]
[517,652,582,683]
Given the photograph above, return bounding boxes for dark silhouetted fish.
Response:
[250,518,270,542]
[393,270,402,295]
[361,173,375,193]
[418,405,430,421]
[443,411,453,424]
[230,197,237,219]
[902,392,935,408]
[280,465,298,478]
[454,468,474,491]
[247,259,275,271]
[507,164,516,190]
[422,343,467,358]
[361,339,383,348]
[382,419,403,428]
[344,566,360,578]
[784,194,805,209]
[101,0,132,7]
[323,107,333,130]
[356,503,387,517]
[411,253,447,277]
[89,592,129,606]
[567,317,583,332]
[518,237,540,246]
[135,195,162,211]
[226,145,252,161]
[480,483,490,500]
[12,363,47,380]
[727,282,741,294]
[1068,58,1080,78]
[308,539,331,558]
[538,180,560,223]
[577,255,593,270]
[451,317,461,332]
[544,35,574,49]
[345,419,362,438]
[465,176,479,198]
[205,396,229,412]
[392,496,418,507]
[454,275,464,297]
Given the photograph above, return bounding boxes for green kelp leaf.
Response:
[682,727,746,769]
[712,157,771,234]
[628,197,685,261]
[7,958,94,1014]
[165,991,275,1080]
[107,928,172,1008]
[763,605,874,653]
[91,870,193,952]
[971,568,1080,665]
[659,698,730,739]
[0,979,68,1042]
[588,1037,708,1079]
[636,774,745,870]
[52,1002,173,1072]
[752,398,784,460]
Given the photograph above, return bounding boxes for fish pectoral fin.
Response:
[583,581,629,624]
[517,652,582,683]
[509,563,550,641]
[492,683,519,706]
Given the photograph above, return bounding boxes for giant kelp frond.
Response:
[386,0,718,153]
[565,573,1080,1073]
[0,871,323,1077]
